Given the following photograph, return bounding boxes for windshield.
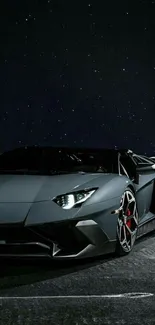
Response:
[0,147,119,175]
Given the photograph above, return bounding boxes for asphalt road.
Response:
[1,232,155,325]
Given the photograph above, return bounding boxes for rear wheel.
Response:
[115,188,139,256]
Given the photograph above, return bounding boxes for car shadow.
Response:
[0,230,155,291]
[0,253,115,291]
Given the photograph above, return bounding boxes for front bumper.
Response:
[0,219,116,259]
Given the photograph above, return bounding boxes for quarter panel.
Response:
[84,175,133,205]
[76,197,122,240]
[135,170,155,221]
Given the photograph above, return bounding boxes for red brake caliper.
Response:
[126,208,132,229]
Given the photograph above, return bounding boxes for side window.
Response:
[119,154,136,180]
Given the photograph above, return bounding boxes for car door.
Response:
[119,153,155,222]
[133,155,155,222]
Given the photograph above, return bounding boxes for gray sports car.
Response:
[0,146,155,259]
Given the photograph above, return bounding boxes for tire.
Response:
[115,188,139,256]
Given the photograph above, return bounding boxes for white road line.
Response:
[0,293,153,300]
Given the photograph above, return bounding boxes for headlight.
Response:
[53,188,97,209]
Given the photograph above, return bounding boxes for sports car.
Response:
[0,146,155,259]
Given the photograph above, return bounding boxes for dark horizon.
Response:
[0,144,152,158]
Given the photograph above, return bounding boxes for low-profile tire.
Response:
[115,188,139,256]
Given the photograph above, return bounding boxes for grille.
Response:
[0,224,51,256]
[32,221,90,255]
[0,221,90,257]
[0,224,36,243]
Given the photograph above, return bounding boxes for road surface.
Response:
[0,232,155,324]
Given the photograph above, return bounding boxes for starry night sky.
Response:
[1,0,155,155]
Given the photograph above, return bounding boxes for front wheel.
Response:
[115,188,139,256]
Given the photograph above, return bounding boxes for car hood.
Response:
[0,173,117,203]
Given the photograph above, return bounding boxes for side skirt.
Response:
[137,217,155,239]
